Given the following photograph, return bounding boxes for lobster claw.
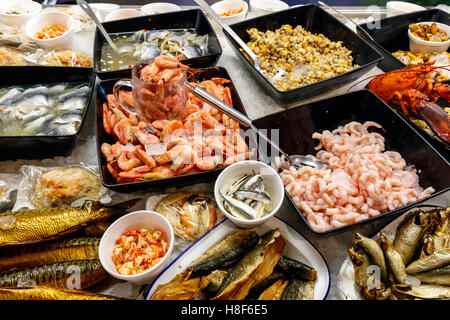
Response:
[416,101,450,145]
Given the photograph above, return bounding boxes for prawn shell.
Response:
[212,229,286,300]
[0,237,100,271]
[187,229,259,277]
[0,286,124,300]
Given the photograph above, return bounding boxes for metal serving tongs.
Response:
[193,0,288,82]
[77,0,120,52]
[185,82,327,170]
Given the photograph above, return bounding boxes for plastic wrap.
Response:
[24,48,93,67]
[0,173,20,211]
[13,163,112,211]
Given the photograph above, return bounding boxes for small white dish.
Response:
[211,0,248,25]
[88,3,120,22]
[99,210,175,285]
[214,160,284,228]
[25,11,74,50]
[250,0,289,16]
[145,216,330,300]
[408,21,450,54]
[104,8,144,22]
[0,0,42,27]
[386,1,426,18]
[141,2,181,15]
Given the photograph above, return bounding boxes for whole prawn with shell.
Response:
[101,55,254,184]
[365,62,450,145]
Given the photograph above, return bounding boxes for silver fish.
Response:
[221,193,257,220]
[235,190,271,204]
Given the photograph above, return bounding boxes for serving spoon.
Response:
[193,0,288,82]
[77,0,120,52]
[184,82,327,170]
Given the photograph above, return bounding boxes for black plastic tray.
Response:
[93,9,223,81]
[357,9,450,160]
[357,9,450,72]
[96,66,255,192]
[223,4,383,105]
[0,66,95,161]
[252,89,450,235]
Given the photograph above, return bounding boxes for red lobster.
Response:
[363,62,450,144]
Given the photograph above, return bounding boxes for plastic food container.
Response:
[408,21,450,54]
[96,67,256,192]
[211,0,248,25]
[386,1,426,18]
[93,9,223,80]
[0,66,95,161]
[25,11,74,50]
[99,210,174,285]
[0,0,42,26]
[140,2,181,15]
[252,89,450,235]
[224,4,383,105]
[104,8,144,22]
[214,160,284,228]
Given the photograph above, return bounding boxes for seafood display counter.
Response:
[0,1,449,302]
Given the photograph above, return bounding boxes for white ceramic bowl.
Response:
[386,1,426,18]
[408,21,450,54]
[211,0,248,25]
[25,11,74,50]
[104,8,144,22]
[141,2,181,15]
[250,0,289,16]
[214,160,284,228]
[0,0,42,27]
[88,3,120,22]
[99,210,175,285]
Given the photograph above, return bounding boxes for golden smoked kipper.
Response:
[0,237,100,271]
[151,228,318,300]
[0,199,138,247]
[348,207,450,300]
[0,286,123,300]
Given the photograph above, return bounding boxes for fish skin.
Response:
[0,286,123,300]
[0,199,139,247]
[258,278,288,300]
[411,267,450,286]
[235,190,271,204]
[394,212,431,265]
[221,193,258,220]
[406,248,450,274]
[355,233,388,281]
[201,270,228,300]
[188,229,259,277]
[0,260,107,289]
[247,272,284,299]
[391,284,450,299]
[0,237,100,271]
[213,229,286,300]
[348,248,372,288]
[281,278,314,300]
[275,256,317,281]
[379,233,407,284]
